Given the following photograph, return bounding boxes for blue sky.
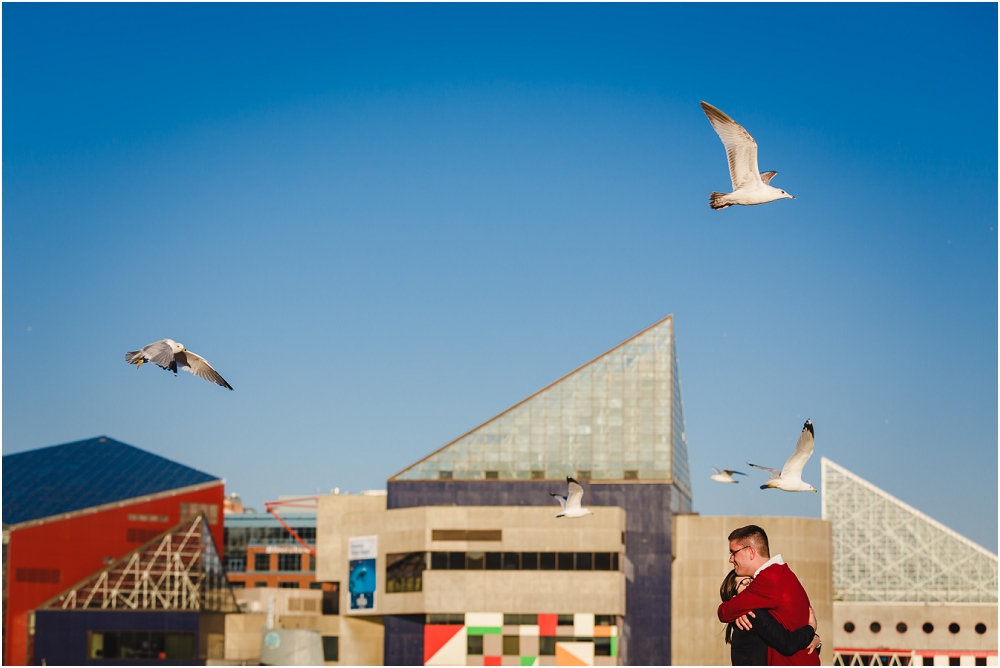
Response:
[4,4,997,551]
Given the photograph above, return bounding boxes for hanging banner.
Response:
[348,536,378,612]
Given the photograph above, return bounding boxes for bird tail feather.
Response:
[125,350,143,365]
[709,192,732,210]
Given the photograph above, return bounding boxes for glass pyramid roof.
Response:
[822,457,997,603]
[392,314,691,497]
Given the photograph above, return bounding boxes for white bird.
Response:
[700,101,795,210]
[710,467,748,484]
[126,339,233,390]
[748,420,817,492]
[550,477,594,518]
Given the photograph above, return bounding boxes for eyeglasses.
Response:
[729,545,752,558]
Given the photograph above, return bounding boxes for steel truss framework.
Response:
[821,458,998,603]
[38,514,236,613]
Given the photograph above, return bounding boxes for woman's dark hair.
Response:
[720,569,741,644]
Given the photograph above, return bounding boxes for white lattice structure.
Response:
[822,457,998,603]
[38,514,235,613]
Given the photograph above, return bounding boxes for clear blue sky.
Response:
[4,4,997,551]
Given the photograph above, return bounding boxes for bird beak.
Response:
[790,195,796,199]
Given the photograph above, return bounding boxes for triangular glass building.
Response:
[821,457,998,603]
[392,314,691,499]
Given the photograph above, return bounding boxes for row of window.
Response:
[179,503,219,525]
[226,553,315,573]
[467,636,614,657]
[224,526,317,546]
[428,551,620,572]
[15,568,60,584]
[843,621,988,635]
[87,632,195,661]
[385,552,620,593]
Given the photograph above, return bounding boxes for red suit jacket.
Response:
[718,563,820,666]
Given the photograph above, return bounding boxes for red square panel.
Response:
[484,657,502,666]
[538,614,557,637]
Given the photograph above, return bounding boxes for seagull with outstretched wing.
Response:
[748,420,817,492]
[700,101,795,210]
[550,476,593,518]
[126,339,233,390]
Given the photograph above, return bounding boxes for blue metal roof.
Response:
[2,436,221,526]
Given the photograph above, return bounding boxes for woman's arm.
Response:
[747,609,816,657]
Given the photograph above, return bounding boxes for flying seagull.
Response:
[748,420,816,492]
[550,477,594,518]
[700,101,795,210]
[710,467,748,484]
[126,339,233,390]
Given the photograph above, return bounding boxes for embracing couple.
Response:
[717,525,822,666]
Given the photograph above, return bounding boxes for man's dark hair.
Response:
[728,524,770,559]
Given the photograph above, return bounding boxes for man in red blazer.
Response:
[717,525,821,666]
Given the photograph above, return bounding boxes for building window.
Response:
[503,553,520,570]
[309,582,323,589]
[322,590,339,615]
[595,637,612,656]
[309,556,316,572]
[949,659,960,667]
[296,527,317,542]
[557,553,574,570]
[467,552,485,570]
[531,470,545,480]
[229,581,246,589]
[540,553,556,570]
[922,623,934,633]
[448,552,466,569]
[278,554,302,571]
[179,502,218,525]
[426,551,624,572]
[88,631,195,660]
[254,582,268,588]
[623,470,638,480]
[576,552,593,570]
[15,568,60,584]
[227,558,246,572]
[948,623,960,634]
[254,554,271,572]
[431,552,448,569]
[278,582,299,588]
[386,552,425,593]
[468,635,484,655]
[503,636,520,655]
[843,622,855,633]
[896,622,907,633]
[976,659,987,666]
[975,623,987,634]
[557,614,573,626]
[539,637,556,655]
[521,553,538,570]
[594,553,612,570]
[595,615,615,626]
[321,636,338,661]
[485,552,502,570]
[428,614,465,625]
[870,622,881,633]
[484,471,498,479]
[438,470,453,479]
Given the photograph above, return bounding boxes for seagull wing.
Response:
[701,101,762,191]
[175,351,234,390]
[712,467,723,475]
[565,477,584,510]
[550,493,567,510]
[141,340,178,370]
[780,420,814,480]
[748,462,782,478]
[724,470,747,476]
[759,171,778,185]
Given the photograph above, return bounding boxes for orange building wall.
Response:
[3,483,224,666]
[227,546,316,588]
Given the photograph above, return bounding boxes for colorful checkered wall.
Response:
[424,613,619,666]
